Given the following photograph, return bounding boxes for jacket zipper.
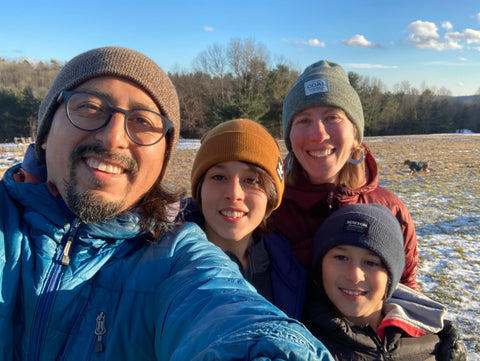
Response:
[28,218,81,361]
[327,191,334,215]
[364,325,393,361]
[95,311,107,353]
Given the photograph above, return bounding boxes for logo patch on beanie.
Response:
[276,157,284,181]
[343,219,369,235]
[304,79,329,96]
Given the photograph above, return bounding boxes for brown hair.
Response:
[138,180,185,239]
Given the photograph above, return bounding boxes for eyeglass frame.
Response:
[56,90,174,146]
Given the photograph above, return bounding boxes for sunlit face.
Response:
[43,77,166,222]
[200,161,268,250]
[322,245,388,329]
[289,106,358,184]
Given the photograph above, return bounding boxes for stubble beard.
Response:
[65,170,126,223]
[64,144,137,223]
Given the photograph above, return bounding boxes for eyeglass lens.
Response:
[65,91,168,146]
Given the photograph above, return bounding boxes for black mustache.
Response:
[69,143,138,174]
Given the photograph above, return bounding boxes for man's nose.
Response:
[94,111,130,149]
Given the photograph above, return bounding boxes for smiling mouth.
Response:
[85,158,124,175]
[220,210,247,219]
[308,149,334,158]
[341,288,367,296]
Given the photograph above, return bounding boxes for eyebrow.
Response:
[208,162,257,173]
[79,87,160,113]
[333,245,378,257]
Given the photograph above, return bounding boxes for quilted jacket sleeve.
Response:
[153,223,333,361]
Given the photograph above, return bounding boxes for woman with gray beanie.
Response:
[270,60,420,291]
[303,203,467,361]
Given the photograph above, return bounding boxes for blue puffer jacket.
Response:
[0,165,333,361]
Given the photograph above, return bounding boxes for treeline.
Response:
[1,38,479,142]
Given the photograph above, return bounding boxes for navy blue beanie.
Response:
[313,203,405,299]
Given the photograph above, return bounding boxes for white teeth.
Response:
[309,149,333,158]
[221,210,245,218]
[342,289,365,296]
[86,158,123,175]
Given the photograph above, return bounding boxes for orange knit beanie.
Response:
[191,119,284,209]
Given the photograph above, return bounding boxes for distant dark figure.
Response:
[404,160,430,175]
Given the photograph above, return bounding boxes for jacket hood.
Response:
[378,283,447,338]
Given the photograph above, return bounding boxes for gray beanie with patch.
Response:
[312,203,405,299]
[35,46,180,181]
[282,60,364,151]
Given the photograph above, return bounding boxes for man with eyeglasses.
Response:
[0,46,333,361]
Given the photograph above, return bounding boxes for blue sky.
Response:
[2,0,480,96]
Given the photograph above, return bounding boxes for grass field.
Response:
[2,134,480,358]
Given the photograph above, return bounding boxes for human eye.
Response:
[245,173,260,185]
[205,168,227,182]
[363,257,384,269]
[328,249,348,262]
[128,110,161,131]
[324,112,344,124]
[292,115,311,126]
[242,169,265,188]
[210,174,226,181]
[333,254,348,261]
[69,94,106,117]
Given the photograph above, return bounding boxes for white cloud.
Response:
[459,57,468,61]
[463,28,480,44]
[203,26,214,32]
[292,38,325,47]
[405,20,461,50]
[445,28,480,44]
[345,63,398,69]
[307,39,325,47]
[442,21,453,30]
[342,34,378,48]
[477,13,480,21]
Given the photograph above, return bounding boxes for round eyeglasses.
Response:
[57,90,173,146]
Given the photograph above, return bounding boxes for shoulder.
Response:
[175,197,204,225]
[358,186,413,221]
[263,231,306,276]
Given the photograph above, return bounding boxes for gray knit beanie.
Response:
[35,46,180,181]
[312,203,405,299]
[282,60,364,151]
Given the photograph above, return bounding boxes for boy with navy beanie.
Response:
[304,203,467,361]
